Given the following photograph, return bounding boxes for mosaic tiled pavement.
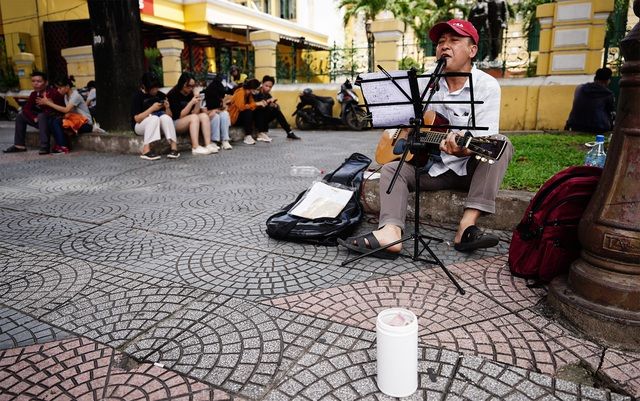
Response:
[0,123,637,400]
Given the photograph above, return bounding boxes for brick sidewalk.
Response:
[0,127,637,400]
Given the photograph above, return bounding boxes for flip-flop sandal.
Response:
[338,232,399,260]
[454,225,499,252]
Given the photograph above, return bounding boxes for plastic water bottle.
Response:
[584,134,607,168]
[290,165,324,177]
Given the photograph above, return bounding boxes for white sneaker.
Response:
[221,140,233,150]
[206,143,220,153]
[192,146,212,155]
[256,132,272,142]
[243,135,256,145]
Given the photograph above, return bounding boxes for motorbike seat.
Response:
[314,95,334,103]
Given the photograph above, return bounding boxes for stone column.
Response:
[548,0,640,349]
[13,52,35,90]
[535,3,555,76]
[536,0,614,75]
[250,30,279,80]
[61,45,95,88]
[371,19,404,72]
[157,39,184,86]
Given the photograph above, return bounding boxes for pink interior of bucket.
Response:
[382,311,413,326]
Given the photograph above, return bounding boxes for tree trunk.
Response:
[88,0,144,131]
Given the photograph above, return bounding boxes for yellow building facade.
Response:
[0,0,330,87]
[0,1,622,130]
[535,0,614,75]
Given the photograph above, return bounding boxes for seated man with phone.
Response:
[253,75,300,141]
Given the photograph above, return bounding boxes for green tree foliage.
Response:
[339,0,389,26]
[339,0,468,49]
[144,47,163,86]
[399,56,423,71]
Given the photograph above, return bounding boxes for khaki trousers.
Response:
[378,137,514,230]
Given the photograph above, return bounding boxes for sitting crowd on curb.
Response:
[3,71,65,155]
[3,71,97,155]
[2,67,301,159]
[130,68,301,161]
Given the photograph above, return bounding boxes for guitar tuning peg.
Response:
[475,155,481,160]
[481,157,488,163]
[488,159,495,165]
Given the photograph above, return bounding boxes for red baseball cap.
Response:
[429,19,479,45]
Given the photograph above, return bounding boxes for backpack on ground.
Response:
[266,153,371,245]
[508,166,602,283]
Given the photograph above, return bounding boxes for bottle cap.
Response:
[596,134,605,143]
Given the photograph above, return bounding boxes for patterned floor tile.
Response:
[422,311,605,377]
[119,207,230,240]
[452,255,548,311]
[0,307,73,350]
[0,253,93,317]
[516,309,604,372]
[42,286,204,348]
[176,242,359,299]
[24,195,130,224]
[104,360,243,400]
[178,185,299,214]
[0,127,636,401]
[9,174,116,196]
[0,336,113,399]
[447,355,631,401]
[59,222,196,282]
[125,294,331,399]
[0,208,96,248]
[266,269,511,336]
[0,187,56,211]
[599,348,640,399]
[0,336,240,401]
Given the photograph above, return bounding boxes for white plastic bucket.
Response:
[376,308,418,397]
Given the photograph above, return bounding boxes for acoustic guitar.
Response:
[374,110,508,166]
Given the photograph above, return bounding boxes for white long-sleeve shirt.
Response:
[427,66,501,177]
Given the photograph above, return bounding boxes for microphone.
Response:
[427,56,447,90]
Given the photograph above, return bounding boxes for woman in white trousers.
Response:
[130,72,180,160]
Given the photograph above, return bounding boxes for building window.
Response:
[280,0,295,19]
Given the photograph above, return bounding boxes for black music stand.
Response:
[341,65,488,295]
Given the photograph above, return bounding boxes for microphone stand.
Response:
[387,57,447,194]
[342,62,465,295]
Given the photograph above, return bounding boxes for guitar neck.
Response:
[416,130,449,145]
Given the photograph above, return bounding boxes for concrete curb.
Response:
[361,177,533,231]
[26,127,246,155]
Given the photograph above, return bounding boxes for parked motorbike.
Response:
[292,79,369,131]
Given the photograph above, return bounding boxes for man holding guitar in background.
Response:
[339,19,513,258]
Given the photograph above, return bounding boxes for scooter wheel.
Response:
[295,113,314,130]
[345,107,368,131]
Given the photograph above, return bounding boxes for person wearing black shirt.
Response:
[130,72,180,160]
[167,72,216,155]
[253,75,300,141]
[565,68,616,133]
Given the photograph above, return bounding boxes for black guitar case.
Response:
[266,152,372,245]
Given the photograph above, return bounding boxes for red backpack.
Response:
[508,166,602,283]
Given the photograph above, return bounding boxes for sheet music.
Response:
[359,70,436,127]
[288,181,354,220]
[368,104,415,127]
[359,71,410,104]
